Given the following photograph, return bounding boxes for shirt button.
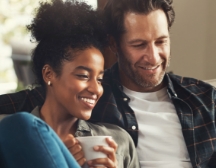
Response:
[123,98,128,101]
[132,126,136,130]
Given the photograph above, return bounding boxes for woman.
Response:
[0,0,139,168]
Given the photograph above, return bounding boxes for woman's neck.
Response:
[40,99,78,139]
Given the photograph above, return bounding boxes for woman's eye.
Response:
[76,74,88,79]
[97,78,103,84]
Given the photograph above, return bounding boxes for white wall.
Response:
[167,0,216,80]
[78,0,97,9]
[205,0,216,80]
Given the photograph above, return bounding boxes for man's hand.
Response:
[87,137,118,168]
[63,134,86,166]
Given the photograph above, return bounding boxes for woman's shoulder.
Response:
[87,121,124,133]
[87,122,133,144]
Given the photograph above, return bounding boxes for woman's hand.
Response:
[87,137,118,168]
[63,134,86,166]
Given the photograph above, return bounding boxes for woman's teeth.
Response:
[81,98,96,104]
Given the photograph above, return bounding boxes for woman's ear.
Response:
[42,64,55,86]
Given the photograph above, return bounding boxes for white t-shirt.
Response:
[123,86,193,168]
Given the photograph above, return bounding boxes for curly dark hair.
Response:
[28,0,108,86]
[104,0,175,43]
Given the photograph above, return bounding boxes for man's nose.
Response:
[145,43,160,65]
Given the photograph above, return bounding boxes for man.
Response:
[91,1,215,167]
[0,0,215,167]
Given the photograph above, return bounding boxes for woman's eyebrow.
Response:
[75,66,92,72]
[75,66,104,74]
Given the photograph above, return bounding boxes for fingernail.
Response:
[93,146,99,150]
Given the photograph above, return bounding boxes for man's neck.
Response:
[124,82,166,92]
[119,69,167,92]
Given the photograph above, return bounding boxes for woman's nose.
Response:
[87,79,103,96]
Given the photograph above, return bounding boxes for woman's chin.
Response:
[79,113,92,121]
[82,116,91,121]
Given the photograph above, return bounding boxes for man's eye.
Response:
[132,44,144,48]
[156,40,166,45]
[132,42,148,48]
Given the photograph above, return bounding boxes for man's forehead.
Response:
[120,10,170,42]
[123,10,169,32]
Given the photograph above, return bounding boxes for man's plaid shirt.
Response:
[0,63,216,168]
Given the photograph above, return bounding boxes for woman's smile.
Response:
[80,96,97,109]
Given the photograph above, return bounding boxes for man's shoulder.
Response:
[102,63,120,85]
[103,66,114,83]
[0,87,45,114]
[168,73,216,97]
[102,69,112,84]
[169,74,215,88]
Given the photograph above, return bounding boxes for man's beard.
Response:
[118,53,170,89]
[133,69,166,88]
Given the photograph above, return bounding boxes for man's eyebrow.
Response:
[157,35,169,40]
[128,35,169,44]
[75,66,104,74]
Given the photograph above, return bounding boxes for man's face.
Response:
[118,9,170,92]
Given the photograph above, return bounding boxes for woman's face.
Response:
[50,47,104,120]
